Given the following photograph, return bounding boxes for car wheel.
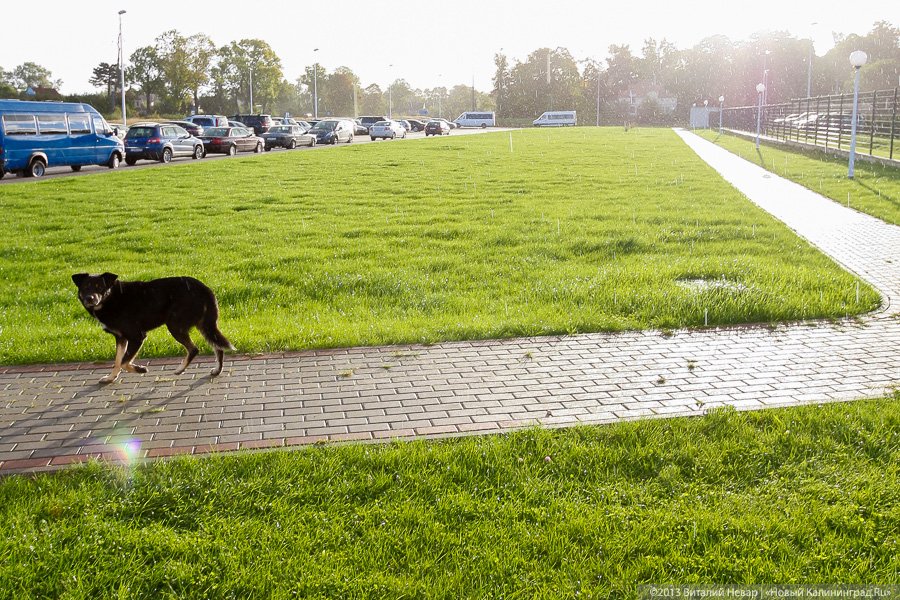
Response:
[108,153,121,169]
[192,145,203,160]
[255,142,263,153]
[125,156,137,166]
[228,145,237,157]
[288,139,297,149]
[310,139,316,147]
[27,158,46,177]
[391,133,395,139]
[371,137,376,141]
[481,123,487,128]
[161,148,172,163]
[347,134,353,143]
[71,165,82,172]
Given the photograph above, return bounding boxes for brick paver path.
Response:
[2,130,898,475]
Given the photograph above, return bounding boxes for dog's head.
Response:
[72,272,119,310]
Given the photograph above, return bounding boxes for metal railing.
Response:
[722,88,899,161]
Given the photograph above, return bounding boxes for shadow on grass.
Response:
[853,177,900,209]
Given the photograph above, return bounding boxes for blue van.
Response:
[0,99,125,178]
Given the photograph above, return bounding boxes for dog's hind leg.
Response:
[198,316,233,377]
[167,325,199,375]
[100,337,127,384]
[119,333,147,377]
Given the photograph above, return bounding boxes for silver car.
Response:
[369,120,407,140]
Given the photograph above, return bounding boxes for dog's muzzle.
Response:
[80,293,103,308]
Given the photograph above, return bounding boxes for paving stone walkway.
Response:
[2,130,898,475]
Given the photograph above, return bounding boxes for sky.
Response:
[2,0,896,95]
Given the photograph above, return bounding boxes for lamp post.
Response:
[118,10,126,126]
[388,64,393,118]
[848,50,868,179]
[313,48,319,119]
[248,67,253,114]
[755,83,766,150]
[807,22,818,97]
[437,73,442,119]
[718,95,724,134]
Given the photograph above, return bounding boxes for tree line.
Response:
[2,21,897,123]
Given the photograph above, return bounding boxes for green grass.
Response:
[0,128,880,365]
[697,130,900,226]
[1,397,898,598]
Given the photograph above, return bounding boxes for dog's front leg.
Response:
[100,338,126,384]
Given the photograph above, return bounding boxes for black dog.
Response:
[72,273,234,384]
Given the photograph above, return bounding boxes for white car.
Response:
[369,120,407,140]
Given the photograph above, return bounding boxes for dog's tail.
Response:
[201,323,235,351]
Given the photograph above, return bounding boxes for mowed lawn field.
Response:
[1,398,898,598]
[0,127,879,365]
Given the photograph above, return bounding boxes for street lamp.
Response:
[118,10,126,126]
[718,95,725,134]
[313,48,319,119]
[248,67,253,114]
[848,50,868,179]
[807,22,818,97]
[755,83,766,150]
[388,64,393,118]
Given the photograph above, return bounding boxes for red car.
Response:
[424,120,451,136]
[199,126,264,156]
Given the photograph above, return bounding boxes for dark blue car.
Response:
[0,99,124,178]
[124,122,205,165]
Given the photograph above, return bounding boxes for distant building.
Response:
[620,84,678,119]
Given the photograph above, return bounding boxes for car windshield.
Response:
[311,121,336,131]
[374,121,390,127]
[126,126,156,138]
[205,127,229,136]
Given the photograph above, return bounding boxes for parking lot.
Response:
[0,126,511,185]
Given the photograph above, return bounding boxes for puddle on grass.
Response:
[676,278,749,293]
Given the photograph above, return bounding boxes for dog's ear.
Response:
[72,273,89,287]
[100,272,119,288]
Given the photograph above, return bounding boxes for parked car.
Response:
[308,119,355,144]
[0,99,124,178]
[369,120,407,140]
[108,123,127,139]
[262,125,316,150]
[165,120,204,137]
[395,119,412,132]
[434,117,457,130]
[353,119,369,135]
[406,118,427,132]
[200,126,264,155]
[229,114,275,136]
[184,114,229,130]
[124,122,205,165]
[424,119,451,136]
[357,115,388,132]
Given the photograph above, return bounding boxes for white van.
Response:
[454,111,495,128]
[533,111,577,127]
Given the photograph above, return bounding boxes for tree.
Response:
[492,52,512,117]
[217,39,284,112]
[0,67,17,97]
[128,46,163,113]
[10,62,61,91]
[154,31,215,112]
[324,67,360,117]
[89,62,120,110]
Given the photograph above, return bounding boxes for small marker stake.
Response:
[704,309,708,326]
